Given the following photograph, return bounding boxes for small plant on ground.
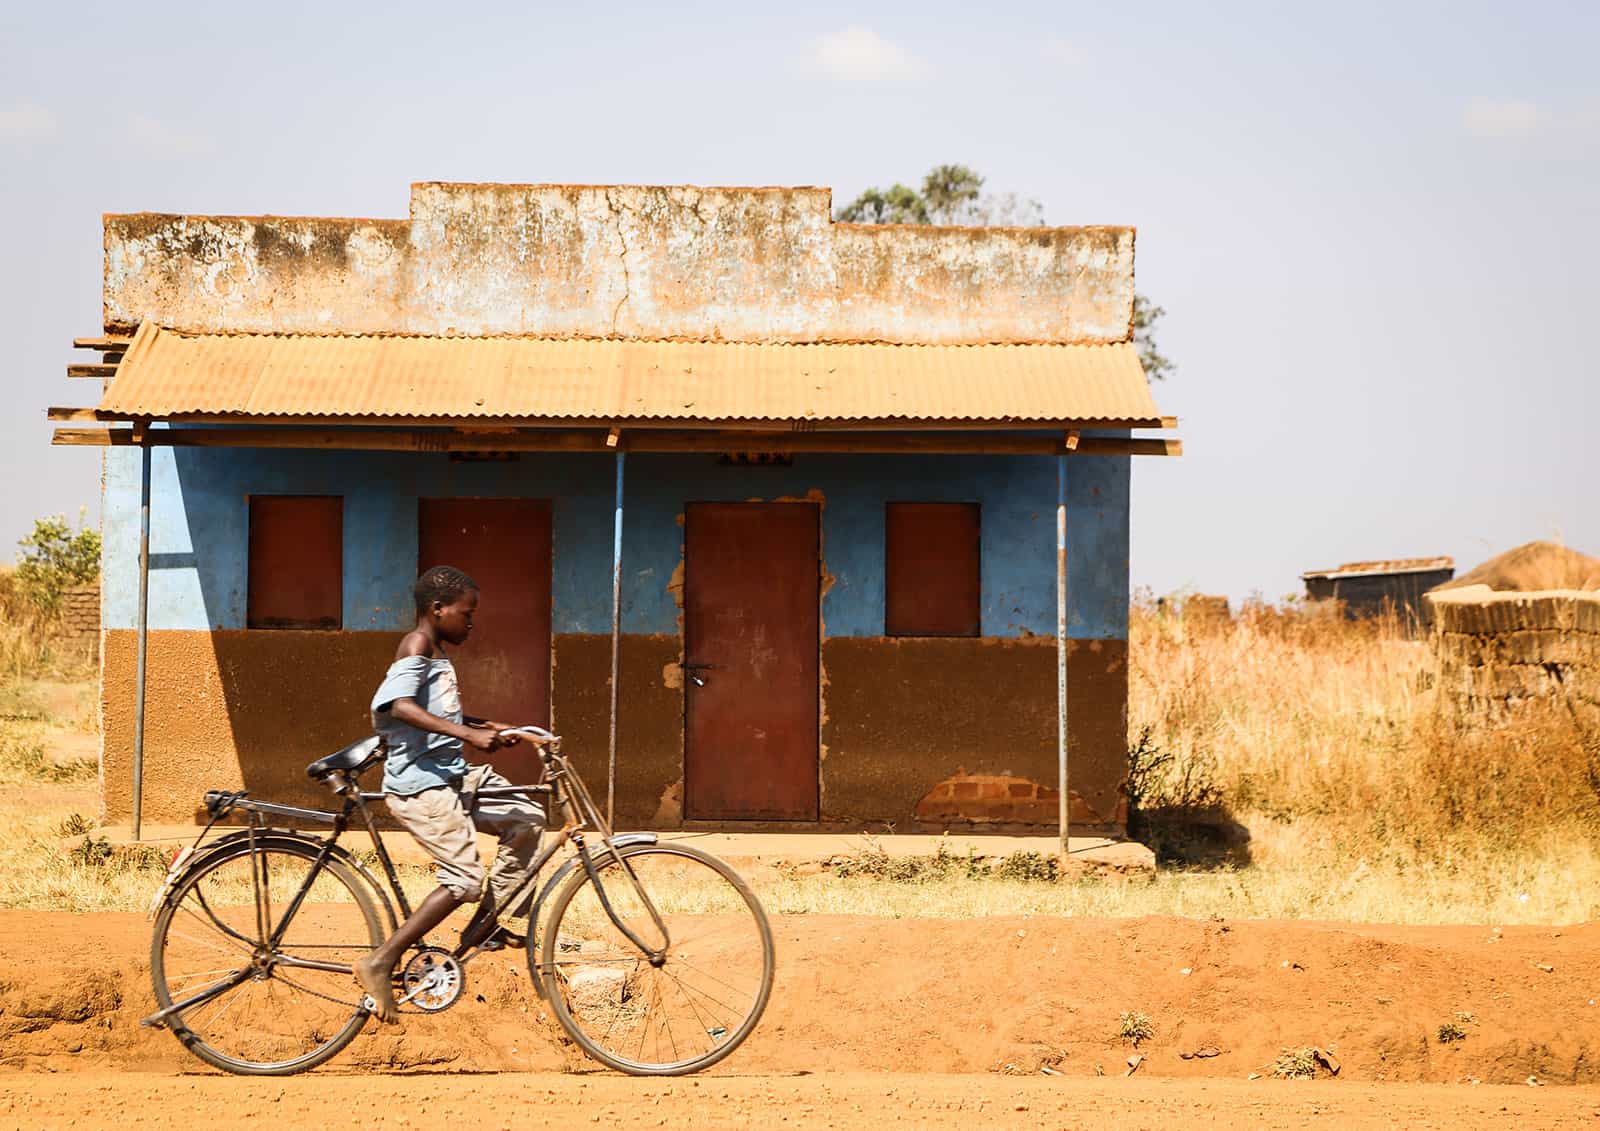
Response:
[67,835,167,874]
[1117,1010,1154,1045]
[993,851,1058,883]
[56,812,93,837]
[0,736,96,785]
[1438,1011,1476,1043]
[1272,1047,1318,1079]
[68,835,115,868]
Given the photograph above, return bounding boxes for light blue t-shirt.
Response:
[371,654,470,796]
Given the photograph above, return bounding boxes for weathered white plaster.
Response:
[105,183,1135,344]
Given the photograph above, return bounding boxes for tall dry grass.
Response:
[1127,598,1600,869]
[0,567,95,684]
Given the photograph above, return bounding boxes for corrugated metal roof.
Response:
[1302,556,1455,581]
[98,322,1164,425]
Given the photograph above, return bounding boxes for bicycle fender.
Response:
[527,832,658,999]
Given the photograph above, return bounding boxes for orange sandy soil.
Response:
[3,910,1599,1126]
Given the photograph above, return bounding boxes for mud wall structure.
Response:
[59,584,100,644]
[1427,587,1600,721]
[97,183,1139,831]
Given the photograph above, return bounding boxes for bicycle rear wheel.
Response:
[150,838,382,1075]
[536,842,774,1075]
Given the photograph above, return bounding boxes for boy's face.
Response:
[431,587,479,646]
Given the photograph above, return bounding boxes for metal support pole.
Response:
[1056,454,1069,858]
[132,441,151,841]
[606,450,625,827]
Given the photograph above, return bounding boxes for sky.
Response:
[2,0,1595,601]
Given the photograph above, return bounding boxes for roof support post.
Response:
[133,437,151,841]
[1056,453,1069,858]
[606,448,626,828]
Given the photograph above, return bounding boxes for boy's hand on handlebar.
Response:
[463,728,501,753]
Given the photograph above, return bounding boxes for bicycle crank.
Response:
[398,946,465,1013]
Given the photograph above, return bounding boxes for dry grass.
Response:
[1126,599,1600,869]
[0,593,1597,924]
[0,568,96,684]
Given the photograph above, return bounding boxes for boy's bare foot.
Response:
[355,953,398,1023]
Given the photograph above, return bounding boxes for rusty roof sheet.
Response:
[1302,557,1455,581]
[97,323,1165,425]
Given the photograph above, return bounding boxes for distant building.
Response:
[1301,557,1455,620]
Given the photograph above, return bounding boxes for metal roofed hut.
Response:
[1301,557,1455,622]
[51,182,1180,845]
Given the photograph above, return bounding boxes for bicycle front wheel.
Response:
[150,838,383,1075]
[536,842,775,1075]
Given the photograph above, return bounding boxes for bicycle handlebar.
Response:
[497,725,561,745]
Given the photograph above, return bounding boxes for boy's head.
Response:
[414,565,480,644]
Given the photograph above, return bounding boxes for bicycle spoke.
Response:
[664,968,726,1045]
[541,844,772,1073]
[152,842,382,1075]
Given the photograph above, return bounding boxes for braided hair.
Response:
[414,565,479,615]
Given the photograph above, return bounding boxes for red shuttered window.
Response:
[247,496,343,629]
[885,502,981,637]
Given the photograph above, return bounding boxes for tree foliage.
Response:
[14,514,101,615]
[837,164,1174,379]
[1132,295,1176,383]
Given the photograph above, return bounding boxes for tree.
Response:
[1132,295,1175,383]
[834,184,929,224]
[14,513,101,615]
[837,165,1174,379]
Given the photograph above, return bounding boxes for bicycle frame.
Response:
[149,727,673,1021]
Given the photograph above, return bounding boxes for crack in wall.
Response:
[602,188,634,336]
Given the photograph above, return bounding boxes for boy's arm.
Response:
[390,697,500,752]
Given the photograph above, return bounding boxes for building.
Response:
[53,182,1179,835]
[1301,556,1454,620]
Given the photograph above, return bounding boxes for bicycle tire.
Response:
[535,842,775,1075]
[151,838,383,1075]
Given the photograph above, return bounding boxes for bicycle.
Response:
[141,725,775,1077]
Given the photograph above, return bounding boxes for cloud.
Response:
[128,113,210,156]
[0,102,58,140]
[1462,98,1542,138]
[804,26,928,83]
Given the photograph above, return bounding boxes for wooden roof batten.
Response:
[49,422,1182,458]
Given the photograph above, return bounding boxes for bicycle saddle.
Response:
[306,735,383,780]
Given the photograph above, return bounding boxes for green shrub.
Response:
[12,514,100,616]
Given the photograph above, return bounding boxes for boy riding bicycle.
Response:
[354,565,545,1021]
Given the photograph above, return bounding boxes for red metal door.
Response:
[418,498,552,782]
[683,502,819,821]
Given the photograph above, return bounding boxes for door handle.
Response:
[679,661,717,688]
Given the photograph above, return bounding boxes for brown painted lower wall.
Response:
[102,631,1127,831]
[821,637,1128,831]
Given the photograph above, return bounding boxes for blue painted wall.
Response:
[103,444,1130,640]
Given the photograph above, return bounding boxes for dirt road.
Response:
[4,908,1599,1125]
[4,1073,1600,1130]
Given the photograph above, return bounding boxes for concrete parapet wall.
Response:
[1427,586,1600,715]
[104,183,1135,345]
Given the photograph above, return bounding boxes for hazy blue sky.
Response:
[3,1,1594,599]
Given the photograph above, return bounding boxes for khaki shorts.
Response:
[385,764,544,905]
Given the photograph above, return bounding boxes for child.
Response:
[355,565,545,1022]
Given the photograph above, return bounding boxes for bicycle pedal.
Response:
[479,927,526,952]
